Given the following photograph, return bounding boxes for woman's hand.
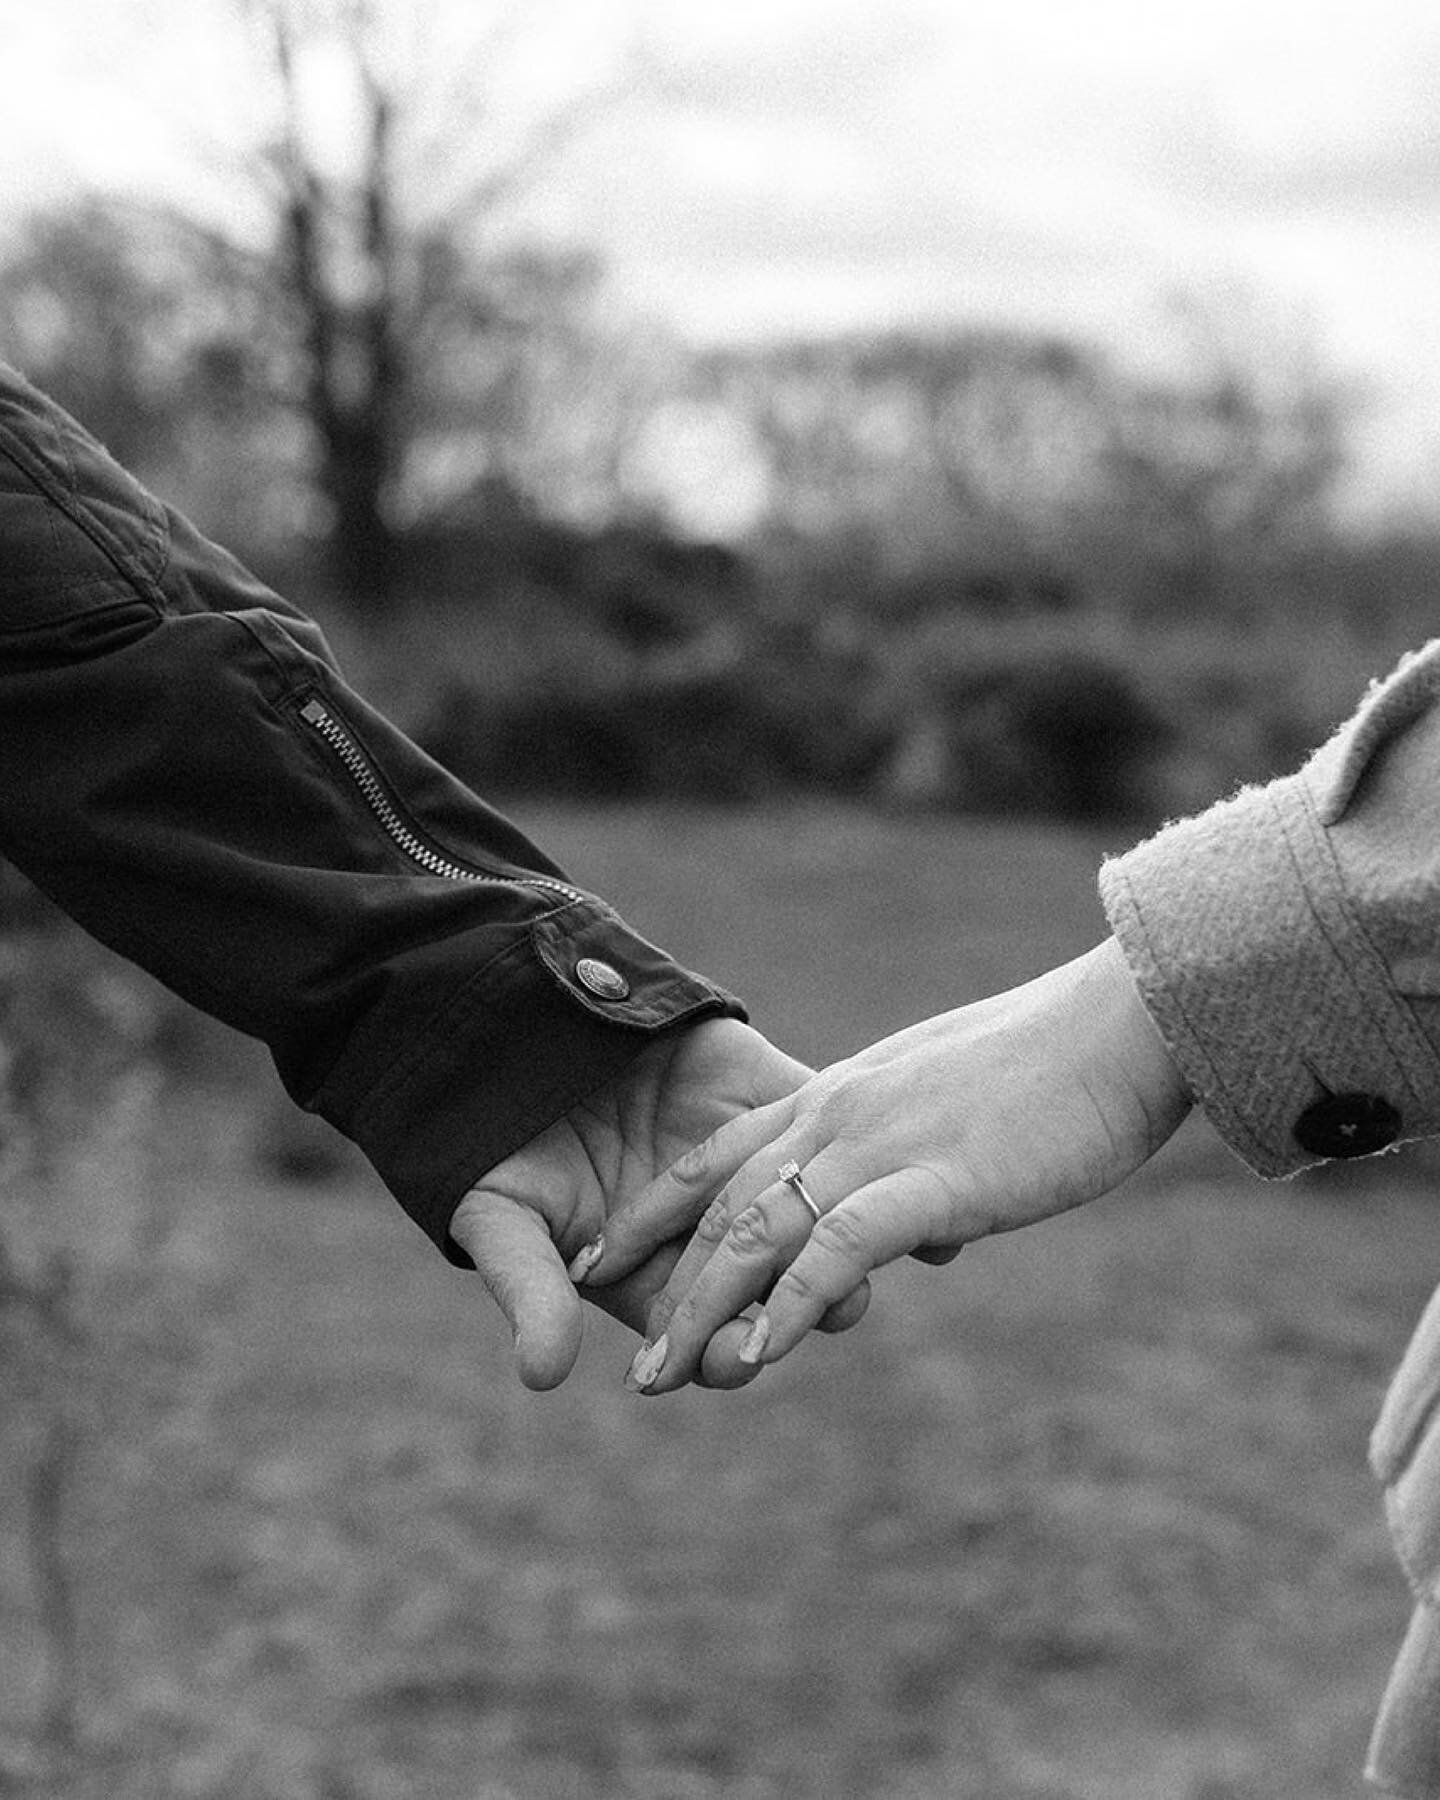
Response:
[580,938,1192,1393]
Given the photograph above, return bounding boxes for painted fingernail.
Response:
[567,1235,604,1283]
[626,1333,669,1392]
[738,1313,771,1365]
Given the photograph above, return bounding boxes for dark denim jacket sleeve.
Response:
[0,363,743,1258]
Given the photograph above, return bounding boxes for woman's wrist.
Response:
[1085,934,1194,1150]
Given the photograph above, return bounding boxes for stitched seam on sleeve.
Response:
[230,608,327,697]
[0,427,169,613]
[0,585,153,630]
[1283,780,1440,1107]
[53,414,170,585]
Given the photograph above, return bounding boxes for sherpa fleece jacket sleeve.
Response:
[1099,641,1440,1178]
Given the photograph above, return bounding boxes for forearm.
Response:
[0,363,742,1255]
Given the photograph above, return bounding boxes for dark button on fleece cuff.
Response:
[1101,770,1440,1177]
[1293,1091,1402,1159]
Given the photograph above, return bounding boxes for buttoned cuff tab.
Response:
[1101,770,1440,1178]
[320,899,745,1263]
[529,905,730,1027]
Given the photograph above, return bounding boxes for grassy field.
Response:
[4,803,1440,1800]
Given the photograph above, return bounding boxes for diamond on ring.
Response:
[778,1159,823,1224]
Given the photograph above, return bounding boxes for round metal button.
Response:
[575,957,630,1001]
[1293,1092,1401,1160]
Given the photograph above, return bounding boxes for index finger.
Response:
[574,1097,796,1289]
[644,1137,791,1326]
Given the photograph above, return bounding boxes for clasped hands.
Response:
[451,938,1191,1392]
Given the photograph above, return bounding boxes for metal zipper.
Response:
[299,696,583,898]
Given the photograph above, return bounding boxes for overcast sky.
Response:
[3,0,1438,519]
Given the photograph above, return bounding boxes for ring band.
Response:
[777,1158,823,1224]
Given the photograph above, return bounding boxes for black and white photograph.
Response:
[2,3,1440,1796]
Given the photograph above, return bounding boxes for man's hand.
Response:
[446,1019,869,1390]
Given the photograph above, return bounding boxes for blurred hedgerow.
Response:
[419,625,894,805]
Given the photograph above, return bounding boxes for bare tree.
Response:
[12,0,624,621]
[197,0,629,616]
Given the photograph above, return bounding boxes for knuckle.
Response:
[670,1138,713,1186]
[772,1261,825,1308]
[810,1207,872,1264]
[811,1080,857,1133]
[763,1260,831,1317]
[696,1196,733,1244]
[727,1203,781,1257]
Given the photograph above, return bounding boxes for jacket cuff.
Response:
[1100,771,1439,1177]
[311,899,744,1260]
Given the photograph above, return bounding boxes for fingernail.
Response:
[738,1313,771,1365]
[567,1235,604,1283]
[626,1333,668,1392]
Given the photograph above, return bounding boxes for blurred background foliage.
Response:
[0,1,1431,834]
[4,161,1418,823]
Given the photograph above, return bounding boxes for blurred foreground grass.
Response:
[4,804,1439,1800]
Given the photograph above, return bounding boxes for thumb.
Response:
[450,1189,584,1390]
